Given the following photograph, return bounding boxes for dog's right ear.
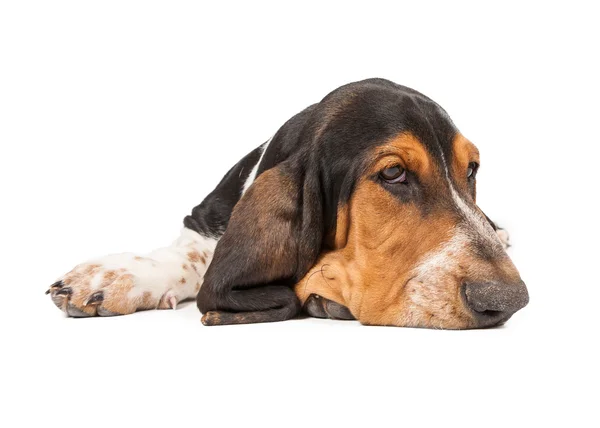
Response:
[196,163,324,326]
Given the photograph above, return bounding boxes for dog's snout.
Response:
[463,281,529,327]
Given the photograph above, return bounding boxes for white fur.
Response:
[242,136,272,195]
[448,184,502,248]
[400,232,472,328]
[413,232,468,280]
[404,145,507,319]
[74,228,217,309]
[436,143,504,250]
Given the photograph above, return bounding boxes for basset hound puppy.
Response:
[47,78,528,328]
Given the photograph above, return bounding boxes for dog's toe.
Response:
[303,294,355,320]
[66,303,93,318]
[47,263,136,317]
[49,285,71,311]
[85,291,104,306]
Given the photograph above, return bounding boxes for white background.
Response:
[1,1,598,427]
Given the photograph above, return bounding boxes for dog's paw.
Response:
[496,228,510,250]
[46,253,201,317]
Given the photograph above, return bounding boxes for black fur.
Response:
[189,78,484,325]
[184,145,264,238]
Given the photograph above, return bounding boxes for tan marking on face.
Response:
[295,132,522,329]
[373,133,434,180]
[450,133,480,196]
[332,204,350,249]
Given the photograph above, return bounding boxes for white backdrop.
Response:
[1,2,598,427]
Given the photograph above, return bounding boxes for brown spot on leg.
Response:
[102,270,119,284]
[81,264,102,275]
[63,265,104,314]
[191,264,199,275]
[134,256,158,266]
[140,291,155,309]
[187,250,205,264]
[100,274,136,314]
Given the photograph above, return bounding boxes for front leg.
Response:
[303,294,355,320]
[47,228,217,317]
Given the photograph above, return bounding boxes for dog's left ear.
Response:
[197,163,324,325]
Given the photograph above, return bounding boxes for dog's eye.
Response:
[380,166,406,183]
[467,162,479,179]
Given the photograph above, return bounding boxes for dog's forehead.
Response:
[315,79,460,168]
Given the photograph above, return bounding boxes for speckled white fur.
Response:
[56,228,217,314]
[124,228,218,305]
[242,137,271,195]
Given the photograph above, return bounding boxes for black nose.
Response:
[463,281,529,327]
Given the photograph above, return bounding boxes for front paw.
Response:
[47,263,138,317]
[46,256,184,317]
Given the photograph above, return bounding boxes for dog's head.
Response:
[199,78,528,328]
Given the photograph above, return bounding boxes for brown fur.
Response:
[224,167,303,281]
[295,132,520,328]
[60,264,103,315]
[100,274,136,313]
[187,250,206,264]
[451,133,480,196]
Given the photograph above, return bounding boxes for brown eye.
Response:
[380,166,406,183]
[467,162,479,179]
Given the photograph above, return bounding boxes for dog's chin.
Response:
[358,307,476,330]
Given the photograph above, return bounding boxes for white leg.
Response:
[47,228,218,317]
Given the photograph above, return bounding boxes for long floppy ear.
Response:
[197,163,324,325]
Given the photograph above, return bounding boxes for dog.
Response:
[46,78,528,328]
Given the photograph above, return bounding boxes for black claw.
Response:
[55,287,72,297]
[85,291,104,306]
[46,280,64,294]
